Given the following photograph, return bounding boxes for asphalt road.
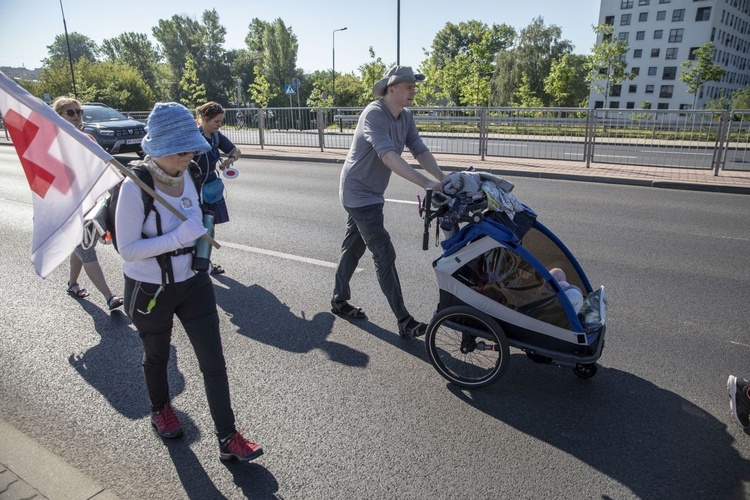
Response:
[1,149,749,499]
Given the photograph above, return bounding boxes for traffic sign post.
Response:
[285,84,295,115]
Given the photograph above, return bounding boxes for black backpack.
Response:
[105,163,155,253]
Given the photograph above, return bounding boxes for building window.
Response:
[657,10,667,20]
[659,85,674,98]
[666,47,678,59]
[648,66,657,75]
[619,32,630,40]
[621,0,633,8]
[594,101,604,109]
[651,48,661,57]
[611,85,622,97]
[646,85,655,93]
[668,28,684,42]
[696,7,711,21]
[642,101,652,109]
[657,103,669,109]
[662,66,677,79]
[611,101,620,108]
[638,0,650,5]
[631,67,640,75]
[636,31,646,40]
[688,46,699,60]
[634,49,643,58]
[672,9,685,21]
[626,101,636,109]
[621,14,632,25]
[629,84,638,92]
[658,0,670,3]
[605,15,615,25]
[639,12,649,21]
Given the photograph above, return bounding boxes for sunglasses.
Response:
[177,151,199,157]
[62,109,83,117]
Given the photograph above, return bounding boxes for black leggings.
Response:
[124,272,235,437]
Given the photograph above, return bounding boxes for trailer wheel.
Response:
[573,363,598,378]
[425,306,510,389]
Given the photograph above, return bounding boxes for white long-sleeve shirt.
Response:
[115,173,202,284]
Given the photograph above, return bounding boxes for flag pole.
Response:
[109,158,220,249]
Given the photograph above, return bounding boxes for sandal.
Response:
[67,282,90,298]
[107,294,124,311]
[211,263,225,275]
[398,315,427,338]
[331,300,367,320]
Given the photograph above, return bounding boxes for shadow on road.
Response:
[222,460,280,499]
[447,355,750,498]
[68,300,184,419]
[213,275,369,367]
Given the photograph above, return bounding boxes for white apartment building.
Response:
[591,0,750,110]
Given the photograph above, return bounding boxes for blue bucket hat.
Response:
[140,102,211,158]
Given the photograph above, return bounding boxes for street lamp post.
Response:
[332,27,347,106]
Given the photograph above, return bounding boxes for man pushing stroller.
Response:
[331,65,445,337]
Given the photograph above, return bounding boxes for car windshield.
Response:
[82,107,128,123]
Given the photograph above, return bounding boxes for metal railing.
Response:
[5,106,748,173]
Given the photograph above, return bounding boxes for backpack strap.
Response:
[131,165,194,285]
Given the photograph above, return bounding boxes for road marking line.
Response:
[219,241,362,271]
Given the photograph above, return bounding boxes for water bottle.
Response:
[192,210,215,272]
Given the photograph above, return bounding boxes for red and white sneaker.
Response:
[219,431,264,462]
[151,404,183,438]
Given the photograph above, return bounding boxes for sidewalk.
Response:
[239,143,750,195]
[0,417,119,500]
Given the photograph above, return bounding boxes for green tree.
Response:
[228,48,257,105]
[514,17,573,105]
[587,23,631,108]
[100,32,162,97]
[490,49,519,106]
[512,73,544,107]
[199,9,233,103]
[544,53,590,107]
[425,20,515,106]
[38,59,152,109]
[680,42,724,108]
[44,32,99,66]
[249,65,274,108]
[428,20,515,68]
[729,87,750,110]
[305,79,333,108]
[180,55,206,109]
[152,14,204,103]
[357,47,389,105]
[414,56,448,106]
[245,18,298,107]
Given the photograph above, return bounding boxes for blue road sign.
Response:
[285,84,295,95]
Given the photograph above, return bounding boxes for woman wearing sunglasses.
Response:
[52,96,124,311]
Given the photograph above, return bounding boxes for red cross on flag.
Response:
[0,71,123,278]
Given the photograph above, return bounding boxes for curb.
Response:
[0,417,119,500]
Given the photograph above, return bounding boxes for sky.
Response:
[0,0,602,75]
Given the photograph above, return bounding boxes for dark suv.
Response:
[81,103,146,155]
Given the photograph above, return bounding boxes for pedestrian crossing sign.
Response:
[285,84,295,95]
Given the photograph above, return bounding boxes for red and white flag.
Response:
[0,71,123,278]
